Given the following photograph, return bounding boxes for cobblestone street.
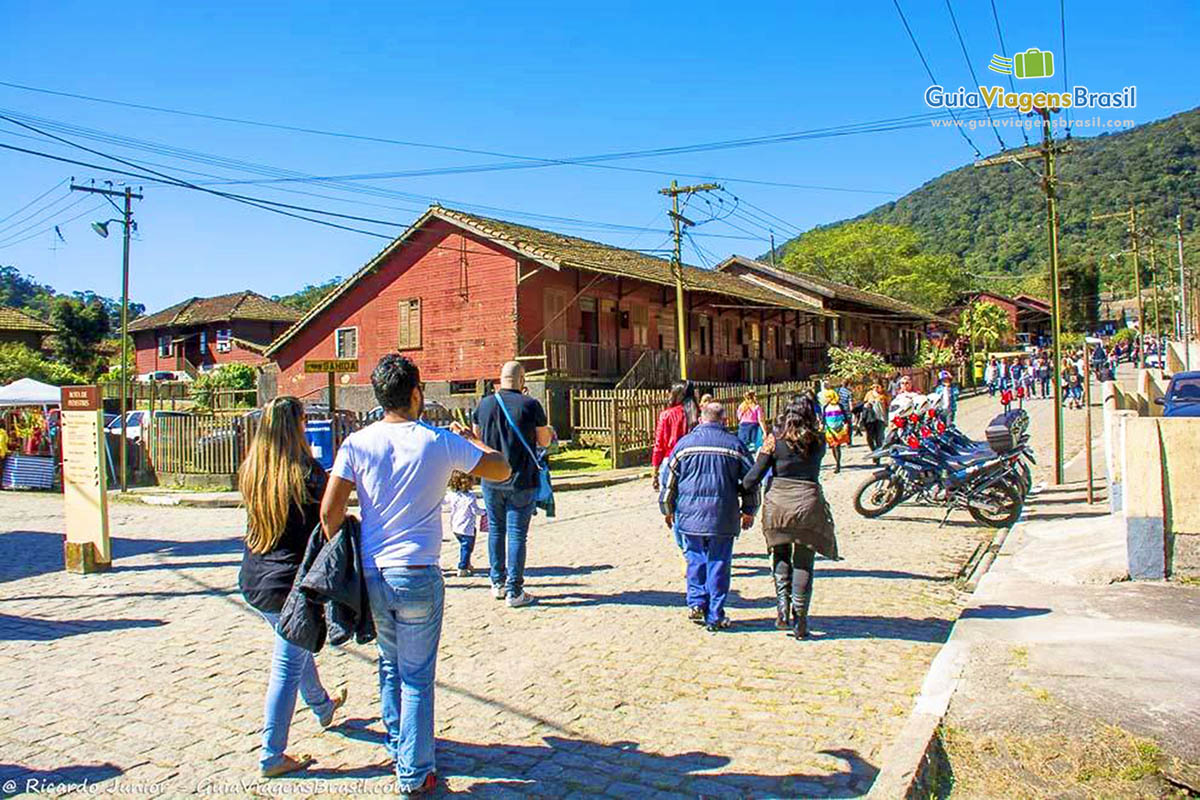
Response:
[0,391,1052,799]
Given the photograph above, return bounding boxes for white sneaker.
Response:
[491,584,505,600]
[506,592,535,608]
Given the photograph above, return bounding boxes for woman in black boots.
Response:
[742,392,838,639]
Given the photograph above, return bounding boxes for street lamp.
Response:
[89,202,137,491]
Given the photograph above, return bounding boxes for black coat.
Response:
[277,516,376,653]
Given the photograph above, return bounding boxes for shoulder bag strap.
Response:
[494,393,544,471]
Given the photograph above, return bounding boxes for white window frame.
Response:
[157,335,172,358]
[215,328,233,354]
[335,326,359,359]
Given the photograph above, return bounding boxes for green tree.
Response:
[0,342,85,385]
[1059,255,1100,333]
[957,300,1014,384]
[49,297,111,379]
[274,277,342,312]
[778,221,970,311]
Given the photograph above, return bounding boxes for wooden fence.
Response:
[571,380,818,468]
[148,414,258,475]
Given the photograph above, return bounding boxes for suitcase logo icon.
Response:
[1013,48,1054,79]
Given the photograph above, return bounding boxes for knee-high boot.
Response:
[772,559,792,630]
[791,571,813,640]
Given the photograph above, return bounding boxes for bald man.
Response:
[472,361,554,607]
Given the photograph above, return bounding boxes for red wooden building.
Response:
[263,206,936,412]
[130,291,300,377]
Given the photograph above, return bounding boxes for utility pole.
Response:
[769,232,777,268]
[1176,210,1189,368]
[975,108,1067,483]
[1149,236,1162,352]
[1092,204,1144,369]
[71,182,142,492]
[658,180,721,380]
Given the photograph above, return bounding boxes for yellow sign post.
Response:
[60,386,111,573]
[303,359,359,453]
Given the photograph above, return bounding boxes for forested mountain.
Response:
[777,107,1200,300]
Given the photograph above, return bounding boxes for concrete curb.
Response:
[111,470,651,509]
[867,519,1024,798]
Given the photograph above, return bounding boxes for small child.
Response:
[1000,386,1013,414]
[444,471,487,577]
[820,389,849,473]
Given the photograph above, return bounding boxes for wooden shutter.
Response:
[398,299,422,350]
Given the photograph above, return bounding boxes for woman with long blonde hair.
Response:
[238,396,345,778]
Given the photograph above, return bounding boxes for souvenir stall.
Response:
[0,378,61,490]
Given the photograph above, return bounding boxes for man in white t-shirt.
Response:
[320,355,509,797]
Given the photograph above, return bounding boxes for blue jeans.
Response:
[683,534,736,625]
[365,568,445,792]
[482,485,536,597]
[737,422,757,448]
[257,611,334,770]
[454,534,476,570]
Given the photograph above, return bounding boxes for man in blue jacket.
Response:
[658,402,758,632]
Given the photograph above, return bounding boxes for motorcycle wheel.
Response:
[854,471,903,518]
[1017,461,1033,493]
[968,481,1024,528]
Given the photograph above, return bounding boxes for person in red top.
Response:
[652,383,693,491]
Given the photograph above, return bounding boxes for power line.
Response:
[0,201,106,249]
[0,191,77,237]
[1060,0,1072,135]
[0,80,956,195]
[988,0,1031,146]
[0,177,68,226]
[944,0,1006,151]
[891,0,983,158]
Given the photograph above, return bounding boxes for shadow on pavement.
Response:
[304,734,877,798]
[537,588,773,610]
[959,604,1051,620]
[0,612,165,642]
[0,530,241,584]
[730,613,954,642]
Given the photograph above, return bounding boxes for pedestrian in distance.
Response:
[741,393,837,640]
[320,355,510,797]
[819,389,849,473]
[444,471,487,577]
[238,396,348,779]
[861,380,890,457]
[836,381,855,447]
[472,361,555,608]
[934,370,959,424]
[984,358,999,396]
[658,402,758,632]
[736,390,768,452]
[652,382,692,493]
[1037,356,1052,398]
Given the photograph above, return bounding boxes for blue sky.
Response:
[1,0,1196,312]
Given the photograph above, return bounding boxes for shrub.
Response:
[916,340,957,368]
[827,345,891,383]
[190,363,257,410]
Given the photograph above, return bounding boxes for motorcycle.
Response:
[853,397,1031,528]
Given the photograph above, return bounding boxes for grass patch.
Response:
[548,446,610,474]
[939,721,1187,799]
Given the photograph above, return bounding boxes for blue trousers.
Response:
[482,485,536,597]
[365,567,445,792]
[257,611,334,770]
[683,534,736,625]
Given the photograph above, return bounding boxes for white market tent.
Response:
[0,378,62,407]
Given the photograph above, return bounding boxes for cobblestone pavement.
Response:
[0,393,1028,799]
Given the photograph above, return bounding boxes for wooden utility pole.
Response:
[975,108,1067,483]
[1092,204,1144,368]
[658,180,721,380]
[1180,210,1192,369]
[1149,237,1162,351]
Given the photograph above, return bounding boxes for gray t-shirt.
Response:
[332,420,481,568]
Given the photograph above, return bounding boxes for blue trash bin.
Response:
[305,419,334,469]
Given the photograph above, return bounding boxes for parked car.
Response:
[1156,371,1200,417]
[104,410,189,442]
[364,399,455,428]
[137,370,192,383]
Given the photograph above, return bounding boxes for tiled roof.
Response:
[717,256,940,322]
[129,291,300,332]
[0,305,55,333]
[266,205,830,356]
